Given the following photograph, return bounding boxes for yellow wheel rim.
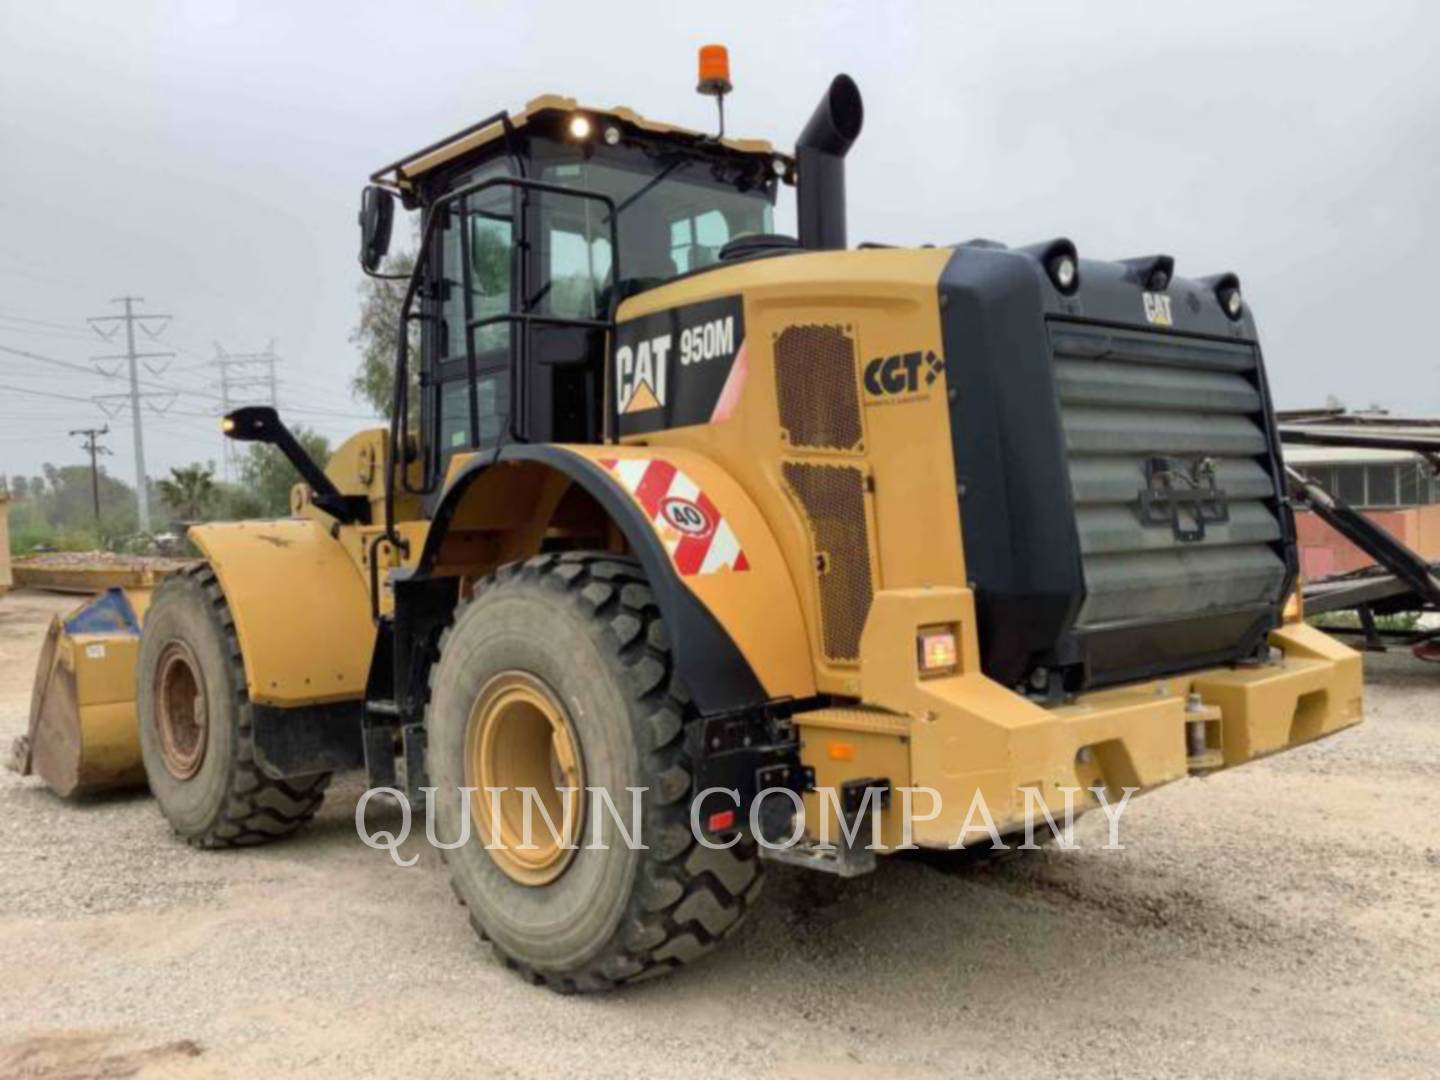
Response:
[464,671,585,886]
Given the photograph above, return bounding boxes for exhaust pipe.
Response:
[796,74,864,251]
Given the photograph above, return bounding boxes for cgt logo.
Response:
[863,350,944,397]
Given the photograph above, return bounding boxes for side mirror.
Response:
[220,404,283,443]
[358,185,395,272]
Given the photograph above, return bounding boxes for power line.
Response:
[0,341,114,379]
[0,381,103,404]
[0,323,101,343]
[0,432,79,444]
[2,341,377,421]
[0,310,87,332]
[0,341,220,402]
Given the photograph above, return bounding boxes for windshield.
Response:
[538,156,774,319]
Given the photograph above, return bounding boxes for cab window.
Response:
[670,209,732,274]
[539,156,772,288]
[435,160,514,455]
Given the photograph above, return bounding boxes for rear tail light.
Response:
[917,625,959,677]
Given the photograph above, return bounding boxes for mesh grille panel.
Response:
[774,325,863,451]
[783,462,873,661]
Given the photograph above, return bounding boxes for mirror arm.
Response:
[360,264,411,281]
[222,407,369,525]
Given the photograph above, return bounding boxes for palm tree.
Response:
[156,464,217,523]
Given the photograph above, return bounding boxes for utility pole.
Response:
[69,425,110,526]
[213,341,280,480]
[88,297,174,531]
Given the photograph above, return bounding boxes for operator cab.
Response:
[363,95,789,489]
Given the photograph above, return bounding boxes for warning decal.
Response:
[598,458,749,576]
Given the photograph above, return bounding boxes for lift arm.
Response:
[1285,465,1440,607]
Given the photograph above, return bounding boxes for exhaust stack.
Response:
[796,75,864,251]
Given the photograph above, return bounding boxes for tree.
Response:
[214,483,264,521]
[350,249,416,417]
[237,426,332,517]
[37,463,137,532]
[156,464,218,524]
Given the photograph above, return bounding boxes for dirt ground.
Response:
[1,588,1436,1079]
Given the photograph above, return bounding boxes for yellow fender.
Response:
[189,519,376,707]
[564,444,815,704]
[423,443,815,712]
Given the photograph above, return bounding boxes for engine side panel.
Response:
[612,247,961,697]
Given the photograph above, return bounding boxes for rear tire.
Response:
[136,565,329,848]
[427,552,762,991]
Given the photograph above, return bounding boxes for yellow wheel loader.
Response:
[16,54,1362,990]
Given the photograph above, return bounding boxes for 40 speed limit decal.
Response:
[598,457,749,576]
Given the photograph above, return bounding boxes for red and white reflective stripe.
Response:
[598,458,749,576]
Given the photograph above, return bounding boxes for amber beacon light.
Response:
[697,44,732,135]
[697,44,732,95]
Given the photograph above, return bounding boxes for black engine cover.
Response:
[938,242,1297,691]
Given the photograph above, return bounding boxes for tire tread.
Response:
[433,552,761,991]
[148,564,329,849]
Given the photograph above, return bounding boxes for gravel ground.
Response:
[9,553,192,572]
[1,587,1436,1078]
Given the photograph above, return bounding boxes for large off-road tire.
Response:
[136,565,330,848]
[427,552,763,992]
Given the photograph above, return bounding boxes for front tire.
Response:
[427,552,762,991]
[136,565,329,847]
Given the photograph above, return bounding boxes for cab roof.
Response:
[371,93,784,191]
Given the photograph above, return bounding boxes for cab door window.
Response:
[443,188,513,357]
[534,167,613,320]
[434,162,514,456]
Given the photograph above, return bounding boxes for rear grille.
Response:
[782,461,873,661]
[1049,322,1287,631]
[774,325,864,451]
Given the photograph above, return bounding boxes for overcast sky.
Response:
[1,0,1436,487]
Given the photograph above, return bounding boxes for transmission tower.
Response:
[88,297,174,532]
[214,341,280,479]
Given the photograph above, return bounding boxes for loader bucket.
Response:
[8,588,150,797]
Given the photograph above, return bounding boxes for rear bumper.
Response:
[796,590,1362,850]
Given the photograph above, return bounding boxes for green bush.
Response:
[1308,610,1422,633]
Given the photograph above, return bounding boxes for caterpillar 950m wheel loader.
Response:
[22,52,1362,991]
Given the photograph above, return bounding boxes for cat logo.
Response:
[613,295,745,436]
[615,333,672,414]
[1142,291,1174,327]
